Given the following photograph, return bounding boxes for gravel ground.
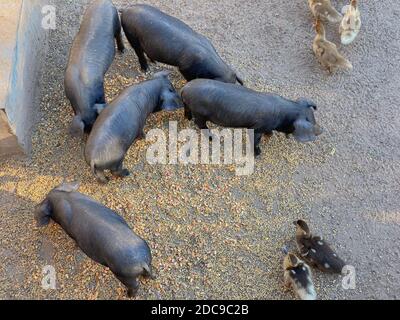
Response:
[1,0,400,300]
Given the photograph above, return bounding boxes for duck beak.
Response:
[341,32,357,45]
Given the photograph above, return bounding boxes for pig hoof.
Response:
[148,273,157,280]
[255,147,262,157]
[140,65,149,72]
[96,176,109,184]
[138,131,146,140]
[120,169,130,177]
[184,109,193,120]
[112,169,130,178]
[127,288,138,298]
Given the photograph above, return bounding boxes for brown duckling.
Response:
[313,19,353,73]
[340,0,361,45]
[294,220,346,273]
[308,0,342,23]
[283,252,317,300]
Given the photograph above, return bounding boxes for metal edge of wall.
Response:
[0,1,24,158]
[4,0,49,156]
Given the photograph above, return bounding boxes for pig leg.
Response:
[93,167,109,184]
[111,161,130,178]
[137,130,146,140]
[114,13,125,53]
[179,63,200,82]
[193,114,214,140]
[184,105,193,120]
[70,115,85,138]
[265,132,273,143]
[147,54,156,64]
[254,132,263,156]
[97,86,106,104]
[134,46,148,71]
[122,277,140,298]
[35,199,52,227]
[126,34,148,71]
[116,30,125,53]
[94,87,107,114]
[128,288,138,298]
[193,114,208,130]
[143,264,156,280]
[114,273,140,298]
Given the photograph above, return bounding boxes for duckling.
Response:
[313,19,353,73]
[294,220,346,273]
[308,0,342,23]
[340,0,361,45]
[283,252,317,300]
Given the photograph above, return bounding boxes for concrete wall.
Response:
[0,110,23,158]
[0,0,49,156]
[0,1,22,110]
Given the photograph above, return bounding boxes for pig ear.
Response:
[154,70,171,79]
[236,75,244,86]
[94,104,107,115]
[55,181,80,193]
[309,103,317,110]
[297,98,317,110]
[293,119,317,143]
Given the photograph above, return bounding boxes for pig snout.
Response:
[162,94,183,111]
[160,86,183,111]
[314,124,323,136]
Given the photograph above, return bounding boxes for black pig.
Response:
[121,4,243,84]
[181,79,323,156]
[85,71,182,183]
[35,182,154,297]
[65,0,124,137]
